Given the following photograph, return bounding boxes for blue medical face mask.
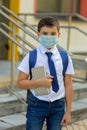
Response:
[39,35,59,48]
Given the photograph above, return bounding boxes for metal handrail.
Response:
[7,86,27,107]
[1,20,87,54]
[30,24,87,36]
[0,5,37,105]
[0,22,66,53]
[17,12,87,50]
[0,27,28,106]
[41,12,87,22]
[61,26,87,36]
[0,5,87,59]
[18,12,87,22]
[0,7,87,55]
[0,5,37,33]
[0,23,68,52]
[0,5,87,36]
[0,28,29,52]
[0,23,67,54]
[0,5,87,35]
[0,10,38,41]
[0,5,87,50]
[1,23,36,49]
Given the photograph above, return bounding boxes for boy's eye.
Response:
[51,32,57,35]
[42,32,48,35]
[41,32,57,35]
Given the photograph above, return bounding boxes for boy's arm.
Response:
[61,74,73,126]
[17,71,53,89]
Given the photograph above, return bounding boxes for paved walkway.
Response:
[0,60,20,87]
[62,118,87,130]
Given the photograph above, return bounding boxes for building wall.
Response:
[37,0,80,13]
[19,0,35,13]
[59,21,87,53]
[80,0,87,18]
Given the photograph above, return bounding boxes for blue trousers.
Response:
[26,92,65,130]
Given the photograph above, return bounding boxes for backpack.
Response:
[26,48,69,102]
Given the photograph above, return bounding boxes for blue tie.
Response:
[46,52,59,92]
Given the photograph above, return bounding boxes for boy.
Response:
[17,17,74,130]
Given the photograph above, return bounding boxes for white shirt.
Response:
[18,45,74,102]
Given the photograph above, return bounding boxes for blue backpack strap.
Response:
[58,49,68,75]
[29,49,37,79]
[27,49,37,103]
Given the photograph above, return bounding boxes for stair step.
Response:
[0,82,87,129]
[72,77,86,83]
[72,98,87,122]
[0,87,9,94]
[0,81,87,101]
[0,112,26,130]
[0,97,87,130]
[0,91,27,117]
[0,86,23,94]
[73,82,87,100]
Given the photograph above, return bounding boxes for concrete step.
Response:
[0,112,26,130]
[0,86,9,94]
[72,70,87,83]
[72,98,87,122]
[0,81,87,100]
[0,97,87,130]
[0,82,87,128]
[73,82,87,101]
[0,91,27,117]
[72,56,87,83]
[0,82,87,102]
[0,86,22,94]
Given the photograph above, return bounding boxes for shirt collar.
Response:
[39,44,58,55]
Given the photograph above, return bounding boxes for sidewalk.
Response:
[0,60,20,87]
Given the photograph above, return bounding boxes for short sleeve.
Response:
[65,54,74,75]
[17,53,30,75]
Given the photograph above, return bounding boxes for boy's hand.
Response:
[39,75,53,88]
[61,112,71,126]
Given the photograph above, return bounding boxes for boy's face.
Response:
[38,26,60,37]
[38,26,60,49]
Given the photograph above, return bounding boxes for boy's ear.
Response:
[58,32,61,37]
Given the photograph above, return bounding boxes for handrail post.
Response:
[0,0,3,6]
[11,24,16,92]
[67,15,72,51]
[23,15,27,55]
[85,58,87,80]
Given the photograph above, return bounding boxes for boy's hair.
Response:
[38,16,60,32]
